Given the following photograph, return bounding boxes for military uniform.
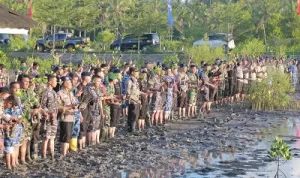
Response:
[58,89,76,143]
[188,72,198,105]
[126,76,140,132]
[77,83,93,139]
[100,84,114,140]
[88,86,103,132]
[111,81,122,127]
[178,73,189,108]
[41,87,59,139]
[138,79,149,121]
[149,75,163,112]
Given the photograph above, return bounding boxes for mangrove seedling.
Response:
[268,137,292,178]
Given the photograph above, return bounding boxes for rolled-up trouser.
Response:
[79,108,90,139]
[30,122,41,155]
[127,103,140,132]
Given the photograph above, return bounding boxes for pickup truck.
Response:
[35,33,90,52]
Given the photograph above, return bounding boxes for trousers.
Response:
[127,103,140,132]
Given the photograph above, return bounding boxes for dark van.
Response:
[110,33,159,51]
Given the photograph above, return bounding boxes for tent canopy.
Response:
[0,4,37,29]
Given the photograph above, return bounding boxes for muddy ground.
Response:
[0,104,298,178]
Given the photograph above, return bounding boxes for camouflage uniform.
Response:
[41,87,59,139]
[126,76,140,132]
[77,83,93,139]
[110,81,122,127]
[188,72,198,105]
[88,86,103,132]
[100,84,114,140]
[148,76,163,112]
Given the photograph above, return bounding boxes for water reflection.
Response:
[118,118,300,178]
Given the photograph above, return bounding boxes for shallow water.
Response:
[119,117,300,178]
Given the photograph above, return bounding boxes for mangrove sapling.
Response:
[248,68,293,111]
[268,137,292,178]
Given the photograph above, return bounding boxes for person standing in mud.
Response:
[178,65,189,119]
[138,71,149,131]
[40,74,59,160]
[187,65,198,117]
[17,74,34,164]
[107,73,120,137]
[77,72,92,149]
[57,76,77,157]
[149,67,163,125]
[87,75,103,144]
[126,67,141,132]
[112,68,123,131]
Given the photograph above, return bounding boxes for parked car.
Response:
[193,33,235,51]
[35,33,90,52]
[0,34,10,45]
[110,33,160,51]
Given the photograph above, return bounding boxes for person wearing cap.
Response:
[57,76,77,157]
[107,73,120,137]
[53,66,64,92]
[30,62,40,78]
[87,75,103,145]
[77,71,92,150]
[40,74,59,160]
[111,69,123,135]
[121,64,130,117]
[126,67,141,132]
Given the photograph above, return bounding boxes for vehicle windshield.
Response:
[0,34,9,40]
[208,34,233,42]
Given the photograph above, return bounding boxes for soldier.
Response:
[87,75,103,145]
[107,73,121,138]
[112,68,123,124]
[138,71,149,131]
[126,67,141,132]
[187,65,198,118]
[149,67,163,125]
[178,65,189,119]
[17,74,34,164]
[77,72,92,149]
[40,75,59,160]
[57,76,77,157]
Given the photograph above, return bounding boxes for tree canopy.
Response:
[1,0,300,51]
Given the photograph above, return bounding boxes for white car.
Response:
[193,33,235,51]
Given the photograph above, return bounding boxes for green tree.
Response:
[96,31,115,50]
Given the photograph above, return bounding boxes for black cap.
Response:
[53,65,62,72]
[81,71,90,77]
[61,76,72,82]
[129,67,138,73]
[113,68,121,73]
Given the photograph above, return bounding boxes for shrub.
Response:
[235,38,266,56]
[185,45,225,65]
[161,40,183,52]
[162,55,179,66]
[248,68,293,111]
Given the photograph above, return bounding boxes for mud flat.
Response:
[0,105,299,178]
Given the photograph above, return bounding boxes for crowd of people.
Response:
[0,55,295,170]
